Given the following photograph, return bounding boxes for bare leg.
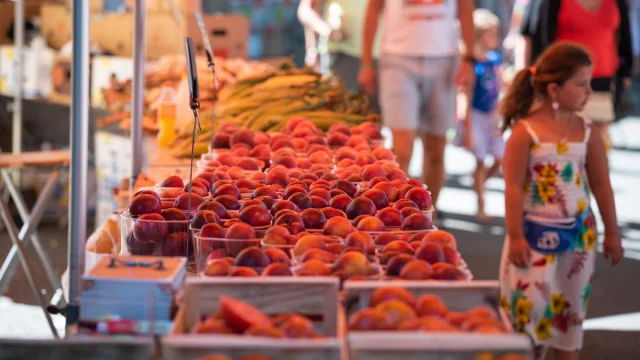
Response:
[554,349,580,360]
[392,129,416,175]
[421,134,447,211]
[473,160,491,223]
[486,159,502,179]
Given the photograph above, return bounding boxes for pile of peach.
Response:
[348,287,506,334]
[191,296,324,340]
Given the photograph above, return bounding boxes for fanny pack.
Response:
[523,210,590,254]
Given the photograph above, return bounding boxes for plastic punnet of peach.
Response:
[194,233,260,275]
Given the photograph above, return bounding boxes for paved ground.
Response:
[1,93,640,357]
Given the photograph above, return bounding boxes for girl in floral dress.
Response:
[498,42,624,360]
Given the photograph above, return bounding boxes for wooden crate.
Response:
[162,277,342,360]
[344,280,534,360]
[0,337,154,360]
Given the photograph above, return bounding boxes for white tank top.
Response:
[381,0,459,57]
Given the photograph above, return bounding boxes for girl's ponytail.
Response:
[499,68,536,133]
[499,42,593,132]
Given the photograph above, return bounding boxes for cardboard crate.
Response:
[343,280,534,360]
[162,277,342,360]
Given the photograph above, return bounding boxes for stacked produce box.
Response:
[114,114,533,359]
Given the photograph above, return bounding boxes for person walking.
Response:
[359,0,476,215]
[517,0,633,148]
[454,9,505,222]
[297,0,382,110]
[499,42,623,360]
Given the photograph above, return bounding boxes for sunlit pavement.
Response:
[1,119,639,358]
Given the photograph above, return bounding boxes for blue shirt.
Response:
[472,51,501,113]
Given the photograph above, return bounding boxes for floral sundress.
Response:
[500,119,597,352]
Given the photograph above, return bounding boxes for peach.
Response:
[386,168,409,181]
[344,231,374,252]
[158,189,182,199]
[328,123,351,135]
[423,230,457,250]
[418,316,458,332]
[159,175,184,188]
[279,314,315,338]
[362,189,390,210]
[230,267,260,277]
[326,242,344,255]
[235,246,270,268]
[299,248,336,263]
[466,306,498,320]
[274,213,306,235]
[385,253,414,276]
[369,287,417,307]
[293,235,327,256]
[250,143,271,161]
[225,223,257,239]
[283,185,306,200]
[230,129,255,148]
[442,247,461,266]
[216,153,237,167]
[300,173,320,182]
[261,263,293,277]
[390,179,407,188]
[319,173,337,182]
[371,147,394,161]
[295,259,331,276]
[200,223,225,239]
[399,259,434,280]
[354,153,376,166]
[372,182,399,202]
[239,199,266,211]
[219,296,272,333]
[415,243,445,264]
[300,208,327,229]
[363,127,382,139]
[232,147,251,157]
[402,213,433,231]
[332,251,369,277]
[273,155,297,169]
[331,179,357,197]
[266,170,291,188]
[161,208,189,233]
[327,132,349,147]
[191,318,233,334]
[374,232,399,246]
[405,187,433,210]
[308,151,332,165]
[239,205,273,227]
[433,262,466,280]
[375,208,404,227]
[416,294,449,317]
[397,184,416,200]
[320,207,347,219]
[346,197,377,220]
[270,200,300,216]
[336,158,354,168]
[394,199,419,210]
[288,193,312,210]
[309,196,329,209]
[460,316,504,332]
[335,147,358,161]
[204,259,233,277]
[400,207,422,218]
[249,172,267,182]
[348,309,395,331]
[212,184,241,200]
[255,196,276,210]
[347,135,370,148]
[323,216,354,238]
[376,299,418,326]
[129,194,162,216]
[245,324,285,338]
[347,174,364,182]
[263,247,290,264]
[329,194,352,213]
[445,312,468,327]
[133,213,167,243]
[356,216,386,232]
[382,240,414,255]
[362,164,386,181]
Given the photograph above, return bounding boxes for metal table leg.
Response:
[0,197,59,338]
[0,169,65,307]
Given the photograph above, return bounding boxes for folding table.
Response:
[0,150,70,337]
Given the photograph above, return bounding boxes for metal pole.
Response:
[11,0,24,185]
[67,0,90,327]
[131,0,146,189]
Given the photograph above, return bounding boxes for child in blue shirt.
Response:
[455,8,505,222]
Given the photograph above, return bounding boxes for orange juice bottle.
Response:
[157,86,177,147]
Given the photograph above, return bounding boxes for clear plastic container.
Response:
[120,211,192,258]
[194,235,262,275]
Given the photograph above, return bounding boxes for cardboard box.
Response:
[92,12,249,59]
[0,45,53,98]
[40,3,73,50]
[91,56,134,108]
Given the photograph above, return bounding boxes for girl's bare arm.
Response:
[586,126,619,236]
[503,123,531,240]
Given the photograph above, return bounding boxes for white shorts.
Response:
[379,53,458,137]
[453,110,505,161]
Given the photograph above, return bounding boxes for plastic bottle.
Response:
[157,86,177,147]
